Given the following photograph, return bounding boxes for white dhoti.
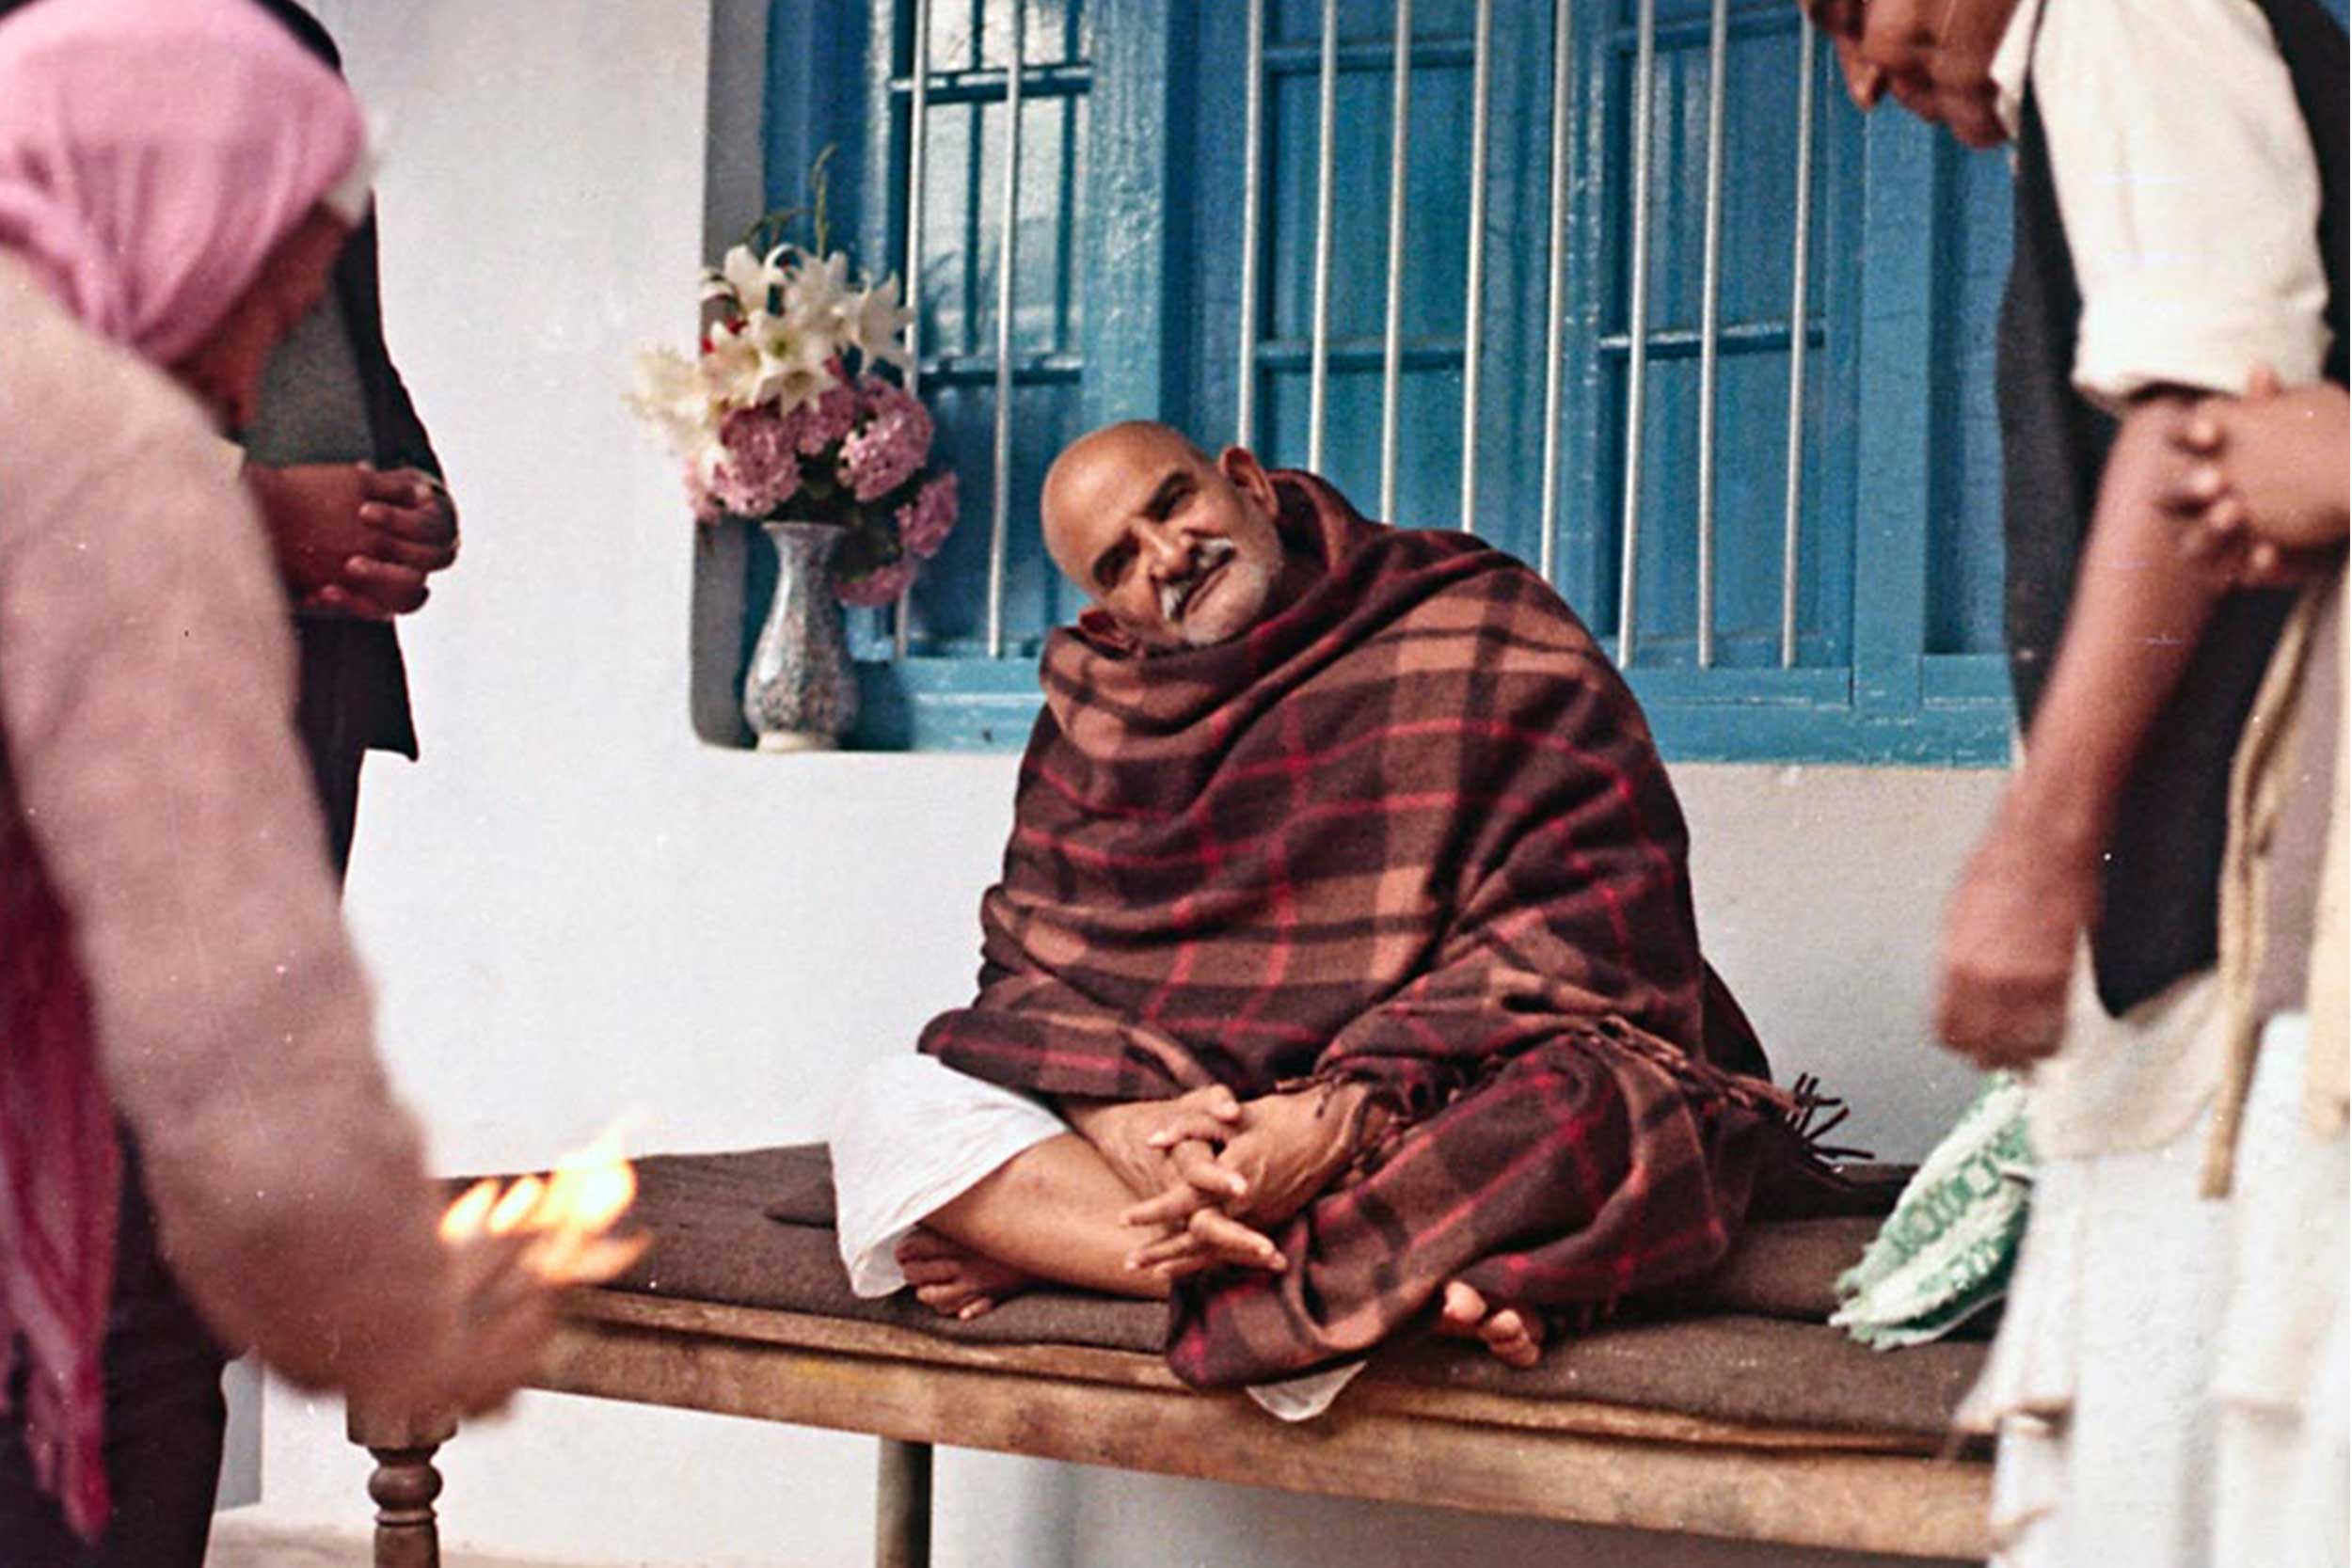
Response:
[1963,1012,2348,1567]
[829,1053,1068,1298]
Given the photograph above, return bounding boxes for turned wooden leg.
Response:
[347,1402,458,1568]
[876,1437,933,1568]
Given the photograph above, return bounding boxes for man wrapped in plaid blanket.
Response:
[830,421,1805,1395]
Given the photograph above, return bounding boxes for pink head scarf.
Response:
[0,0,368,365]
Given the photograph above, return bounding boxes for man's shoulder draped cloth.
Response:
[921,472,1800,1386]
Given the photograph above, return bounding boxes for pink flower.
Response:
[896,472,959,560]
[839,375,933,502]
[835,556,918,608]
[785,364,859,454]
[709,406,803,516]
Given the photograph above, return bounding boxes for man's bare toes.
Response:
[1481,1307,1544,1369]
[898,1258,959,1289]
[914,1281,978,1316]
[1436,1281,1543,1366]
[1438,1280,1489,1333]
[896,1227,954,1263]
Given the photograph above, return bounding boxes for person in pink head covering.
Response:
[0,3,556,1561]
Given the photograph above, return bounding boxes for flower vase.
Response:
[742,520,860,752]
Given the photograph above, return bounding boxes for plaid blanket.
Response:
[921,472,1796,1386]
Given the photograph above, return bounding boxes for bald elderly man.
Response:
[831,423,1806,1402]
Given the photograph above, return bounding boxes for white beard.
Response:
[1174,552,1275,647]
[1160,536,1237,625]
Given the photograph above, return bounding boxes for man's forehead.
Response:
[1068,433,1199,499]
[1048,434,1199,541]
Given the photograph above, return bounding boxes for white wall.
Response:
[240,6,2003,1564]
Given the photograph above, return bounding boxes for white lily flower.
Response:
[754,314,838,414]
[625,346,723,456]
[694,304,835,415]
[847,274,914,371]
[784,249,858,355]
[696,320,770,408]
[704,243,788,314]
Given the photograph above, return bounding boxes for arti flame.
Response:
[439,1129,649,1287]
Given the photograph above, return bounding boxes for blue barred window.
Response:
[751,0,2016,762]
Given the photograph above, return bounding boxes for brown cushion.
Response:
[566,1146,1986,1438]
[1376,1314,1988,1437]
[743,1144,1897,1324]
[602,1147,1166,1352]
[1667,1214,1888,1322]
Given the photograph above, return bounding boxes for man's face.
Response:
[1041,427,1289,652]
[169,205,350,434]
[1800,0,2022,150]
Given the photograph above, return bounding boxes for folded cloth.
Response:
[920,471,1815,1388]
[1833,1073,2031,1349]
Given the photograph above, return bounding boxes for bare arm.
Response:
[1937,396,2228,1065]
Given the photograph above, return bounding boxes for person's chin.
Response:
[1177,565,1273,648]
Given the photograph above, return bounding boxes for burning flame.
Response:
[438,1128,649,1287]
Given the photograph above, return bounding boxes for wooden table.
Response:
[347,1286,1992,1568]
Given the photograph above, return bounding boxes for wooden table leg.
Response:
[876,1436,932,1568]
[346,1401,458,1568]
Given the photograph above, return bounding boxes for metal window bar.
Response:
[1616,0,1657,666]
[1236,0,1266,447]
[985,0,1024,659]
[1457,0,1492,533]
[1693,0,1728,666]
[1536,0,1571,581]
[1308,0,1340,473]
[1780,21,1817,668]
[894,0,933,660]
[1378,0,1412,523]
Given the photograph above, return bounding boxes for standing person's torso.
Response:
[1996,0,2348,1018]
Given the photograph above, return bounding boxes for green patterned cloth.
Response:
[1832,1074,2033,1349]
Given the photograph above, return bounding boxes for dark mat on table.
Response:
[584,1145,1983,1439]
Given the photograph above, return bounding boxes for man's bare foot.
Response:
[1438,1280,1545,1368]
[896,1227,1034,1321]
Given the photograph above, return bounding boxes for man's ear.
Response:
[1218,445,1278,515]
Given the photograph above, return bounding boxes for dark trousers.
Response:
[0,1140,230,1568]
[303,738,363,884]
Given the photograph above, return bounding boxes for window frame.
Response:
[755,0,2015,764]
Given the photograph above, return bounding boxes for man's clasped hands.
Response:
[1065,1082,1388,1280]
[246,458,459,618]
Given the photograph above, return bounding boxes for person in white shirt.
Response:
[1800,0,2345,1563]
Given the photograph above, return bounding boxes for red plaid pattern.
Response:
[923,473,1792,1386]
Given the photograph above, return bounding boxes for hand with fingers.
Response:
[2161,366,2350,581]
[1058,1084,1271,1282]
[370,1228,560,1420]
[246,460,459,619]
[1933,790,2094,1071]
[1062,1084,1245,1203]
[1119,1083,1386,1283]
